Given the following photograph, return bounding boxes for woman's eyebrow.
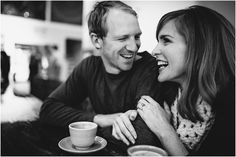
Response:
[159,34,173,39]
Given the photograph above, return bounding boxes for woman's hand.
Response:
[137,96,189,155]
[137,95,172,138]
[112,110,138,145]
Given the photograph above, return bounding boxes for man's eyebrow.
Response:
[113,32,142,39]
[114,34,129,39]
[136,32,142,36]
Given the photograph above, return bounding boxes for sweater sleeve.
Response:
[135,52,161,103]
[39,58,96,127]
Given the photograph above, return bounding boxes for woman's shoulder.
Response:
[196,80,235,155]
[214,80,235,108]
[213,79,234,131]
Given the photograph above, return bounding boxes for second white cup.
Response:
[127,145,168,156]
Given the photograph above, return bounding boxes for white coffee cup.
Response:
[127,145,168,156]
[69,121,98,149]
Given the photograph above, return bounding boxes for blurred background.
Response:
[1,0,235,101]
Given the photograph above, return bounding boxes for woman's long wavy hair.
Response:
[156,5,235,122]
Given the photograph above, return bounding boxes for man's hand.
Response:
[112,110,138,145]
[93,113,122,127]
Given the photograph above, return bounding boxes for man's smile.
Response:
[120,53,134,59]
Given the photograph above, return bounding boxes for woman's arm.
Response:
[156,124,188,156]
[137,95,188,156]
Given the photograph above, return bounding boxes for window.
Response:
[1,1,46,20]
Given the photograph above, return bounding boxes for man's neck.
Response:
[104,66,120,75]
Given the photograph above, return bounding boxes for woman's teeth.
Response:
[157,60,168,69]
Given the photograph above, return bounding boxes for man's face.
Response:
[100,9,142,74]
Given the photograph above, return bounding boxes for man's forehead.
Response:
[107,8,136,21]
[106,9,141,36]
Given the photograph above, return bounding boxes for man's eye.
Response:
[118,38,127,41]
[135,35,141,40]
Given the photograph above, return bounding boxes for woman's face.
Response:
[152,20,187,85]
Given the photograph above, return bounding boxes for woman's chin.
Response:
[157,76,166,82]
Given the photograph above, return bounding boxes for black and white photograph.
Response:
[1,0,235,156]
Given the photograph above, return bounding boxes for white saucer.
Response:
[58,136,107,154]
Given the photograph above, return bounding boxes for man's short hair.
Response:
[88,1,137,38]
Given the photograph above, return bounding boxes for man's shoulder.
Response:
[134,51,156,68]
[75,55,102,70]
[130,51,158,77]
[136,51,155,62]
[81,55,101,65]
[70,55,103,78]
[137,51,152,57]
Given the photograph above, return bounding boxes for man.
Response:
[2,1,161,155]
[39,1,162,153]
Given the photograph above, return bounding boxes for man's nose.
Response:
[126,38,140,52]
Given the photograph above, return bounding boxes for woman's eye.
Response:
[163,38,171,43]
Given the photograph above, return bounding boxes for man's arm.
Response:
[112,53,162,145]
[39,57,125,128]
[39,59,93,127]
[40,95,124,128]
[93,113,122,127]
[39,98,96,127]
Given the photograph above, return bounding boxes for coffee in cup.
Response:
[127,145,168,156]
[69,121,97,149]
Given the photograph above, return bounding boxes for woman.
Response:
[137,5,235,155]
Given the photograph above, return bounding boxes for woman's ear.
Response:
[90,33,103,49]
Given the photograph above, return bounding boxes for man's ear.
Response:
[90,33,103,49]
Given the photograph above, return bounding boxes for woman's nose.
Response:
[152,44,161,57]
